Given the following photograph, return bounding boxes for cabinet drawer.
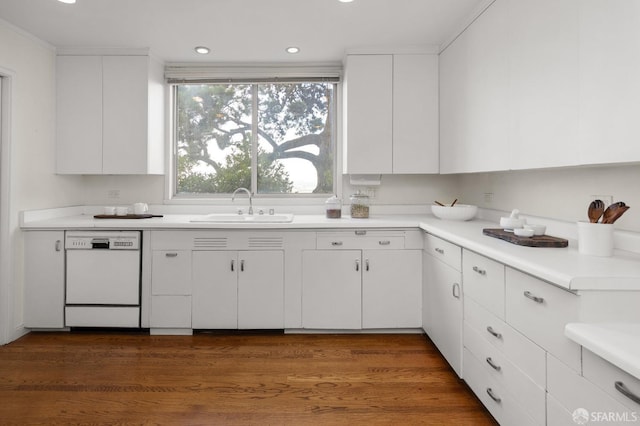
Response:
[547,354,632,421]
[464,323,545,425]
[464,296,545,387]
[505,268,581,372]
[316,232,404,250]
[424,234,461,271]
[583,348,640,411]
[463,250,505,319]
[152,250,192,295]
[463,348,539,426]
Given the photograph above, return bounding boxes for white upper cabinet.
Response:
[508,0,579,170]
[344,53,439,174]
[392,54,439,173]
[56,54,164,175]
[439,0,510,174]
[578,0,640,165]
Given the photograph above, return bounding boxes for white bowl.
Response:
[500,217,526,229]
[524,224,546,236]
[431,204,478,221]
[514,227,534,237]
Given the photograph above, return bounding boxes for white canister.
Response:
[115,206,129,216]
[133,202,149,215]
[103,206,116,215]
[577,221,614,257]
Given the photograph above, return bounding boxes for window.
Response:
[173,80,337,197]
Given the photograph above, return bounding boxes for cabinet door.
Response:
[344,54,393,174]
[24,231,65,328]
[508,0,579,169]
[56,56,103,174]
[392,54,439,173]
[424,253,463,377]
[238,251,284,329]
[579,0,640,165]
[302,250,362,329]
[192,251,238,329]
[102,56,149,174]
[362,250,421,329]
[151,250,191,295]
[439,0,509,173]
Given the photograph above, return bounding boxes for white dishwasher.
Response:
[65,231,141,328]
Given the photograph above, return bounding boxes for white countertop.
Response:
[21,209,640,291]
[565,323,640,380]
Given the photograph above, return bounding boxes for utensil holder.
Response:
[577,222,614,257]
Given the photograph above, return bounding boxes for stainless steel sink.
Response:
[190,213,294,223]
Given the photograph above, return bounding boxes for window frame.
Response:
[165,70,342,204]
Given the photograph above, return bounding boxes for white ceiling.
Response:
[0,0,485,63]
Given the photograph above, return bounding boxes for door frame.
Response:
[0,69,14,345]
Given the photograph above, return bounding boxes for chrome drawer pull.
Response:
[231,260,235,272]
[486,388,501,403]
[240,259,245,272]
[472,266,486,275]
[435,248,444,254]
[165,252,178,258]
[486,326,502,339]
[379,240,391,246]
[452,283,461,299]
[55,240,62,252]
[331,241,343,246]
[486,357,501,371]
[524,291,544,304]
[355,230,367,236]
[615,381,640,405]
[365,259,370,271]
[355,259,360,272]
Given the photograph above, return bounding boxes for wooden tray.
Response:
[483,228,568,248]
[93,214,163,219]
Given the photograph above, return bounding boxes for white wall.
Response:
[0,19,84,343]
[458,164,640,232]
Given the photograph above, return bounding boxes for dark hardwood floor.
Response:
[0,331,496,425]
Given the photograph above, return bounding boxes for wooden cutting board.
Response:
[93,214,163,219]
[483,228,568,248]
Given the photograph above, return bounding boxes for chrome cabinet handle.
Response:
[231,260,235,272]
[452,283,461,299]
[615,381,640,405]
[378,240,391,246]
[355,230,367,236]
[331,241,343,246]
[355,259,360,272]
[486,326,502,339]
[165,252,178,258]
[472,266,486,275]
[486,357,501,371]
[435,248,444,254]
[240,259,245,272]
[55,240,62,252]
[524,291,544,304]
[365,259,370,271]
[486,388,501,403]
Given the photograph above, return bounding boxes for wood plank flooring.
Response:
[0,331,496,425]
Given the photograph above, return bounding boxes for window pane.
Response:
[257,83,334,194]
[176,84,253,194]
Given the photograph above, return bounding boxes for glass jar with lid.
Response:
[350,191,370,218]
[325,195,342,219]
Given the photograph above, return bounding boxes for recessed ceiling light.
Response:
[58,0,76,3]
[338,0,354,3]
[194,46,210,55]
[286,46,300,54]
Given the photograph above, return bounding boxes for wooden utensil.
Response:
[588,199,605,223]
[434,201,445,206]
[451,199,458,207]
[602,202,630,224]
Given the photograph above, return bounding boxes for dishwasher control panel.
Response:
[65,231,141,250]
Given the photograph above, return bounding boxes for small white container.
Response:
[431,204,477,221]
[524,224,546,236]
[133,202,149,215]
[577,222,614,257]
[103,206,116,215]
[514,227,534,237]
[115,206,129,216]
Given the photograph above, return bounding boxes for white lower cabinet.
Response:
[24,231,65,328]
[302,239,421,329]
[582,349,640,412]
[192,250,284,329]
[150,250,192,329]
[423,233,463,377]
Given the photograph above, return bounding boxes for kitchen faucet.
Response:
[232,187,253,215]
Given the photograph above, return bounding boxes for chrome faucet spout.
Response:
[232,187,253,215]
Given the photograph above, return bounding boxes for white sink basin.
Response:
[190,213,294,223]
